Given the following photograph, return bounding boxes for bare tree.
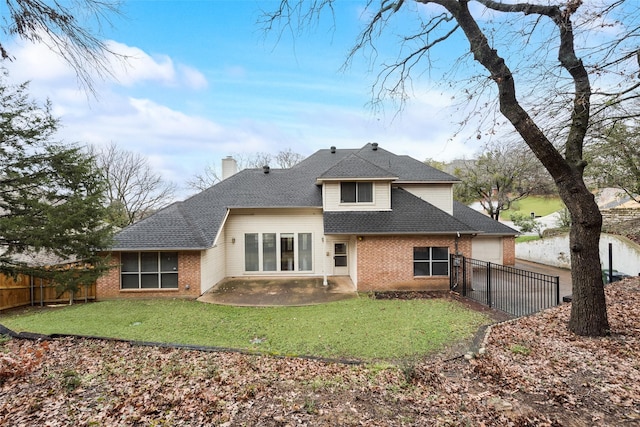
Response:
[89,142,176,227]
[275,148,305,168]
[263,1,640,336]
[187,149,304,192]
[454,142,554,220]
[587,122,640,202]
[1,0,121,92]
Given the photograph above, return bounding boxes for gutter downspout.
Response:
[322,236,328,286]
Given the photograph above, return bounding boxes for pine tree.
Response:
[0,72,112,301]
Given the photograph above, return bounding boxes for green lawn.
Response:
[502,196,564,219]
[0,297,489,361]
[515,235,542,243]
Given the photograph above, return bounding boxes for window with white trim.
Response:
[340,182,373,203]
[121,252,178,289]
[413,247,449,276]
[243,232,313,272]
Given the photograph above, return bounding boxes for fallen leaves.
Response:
[0,279,639,426]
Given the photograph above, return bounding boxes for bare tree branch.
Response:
[1,0,123,94]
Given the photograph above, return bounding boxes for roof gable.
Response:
[318,153,397,180]
[355,143,460,182]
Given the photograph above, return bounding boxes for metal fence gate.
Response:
[450,255,560,317]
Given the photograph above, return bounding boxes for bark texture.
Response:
[431,0,609,335]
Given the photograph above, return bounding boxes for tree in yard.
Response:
[0,74,112,298]
[187,148,305,192]
[1,0,121,92]
[275,148,305,168]
[263,1,640,336]
[89,142,176,227]
[454,142,554,220]
[587,123,640,202]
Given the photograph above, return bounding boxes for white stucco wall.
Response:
[516,233,640,276]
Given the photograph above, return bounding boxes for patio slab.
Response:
[197,276,358,307]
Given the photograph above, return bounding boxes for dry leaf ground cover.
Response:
[1,279,639,426]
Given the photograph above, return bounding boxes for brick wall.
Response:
[96,251,202,300]
[602,208,640,227]
[503,236,516,265]
[356,235,472,291]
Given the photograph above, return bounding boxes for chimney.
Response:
[330,146,336,153]
[221,156,237,180]
[371,142,378,151]
[263,165,270,174]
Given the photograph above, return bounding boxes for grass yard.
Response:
[0,296,489,361]
[515,235,541,243]
[501,195,563,219]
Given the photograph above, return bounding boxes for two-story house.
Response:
[96,143,517,299]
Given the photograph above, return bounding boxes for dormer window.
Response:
[340,182,373,203]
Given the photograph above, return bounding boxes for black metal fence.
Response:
[450,255,560,317]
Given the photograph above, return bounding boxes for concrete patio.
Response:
[197,276,358,307]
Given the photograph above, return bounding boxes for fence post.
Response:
[486,262,492,308]
[555,276,560,306]
[462,257,467,297]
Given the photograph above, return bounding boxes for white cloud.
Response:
[4,36,207,91]
[106,40,208,89]
[1,33,476,200]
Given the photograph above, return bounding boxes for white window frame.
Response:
[243,232,314,273]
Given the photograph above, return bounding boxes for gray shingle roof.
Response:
[318,153,397,180]
[113,144,507,250]
[452,201,519,235]
[355,143,460,182]
[324,188,477,234]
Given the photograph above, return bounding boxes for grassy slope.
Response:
[1,297,488,361]
[501,196,563,219]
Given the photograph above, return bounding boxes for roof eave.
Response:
[395,180,460,184]
[109,246,208,252]
[316,177,398,184]
[324,230,480,235]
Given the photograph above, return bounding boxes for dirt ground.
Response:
[1,280,638,426]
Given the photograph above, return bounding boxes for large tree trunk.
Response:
[444,0,610,335]
[557,175,609,335]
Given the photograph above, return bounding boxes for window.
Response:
[243,232,312,272]
[298,233,312,271]
[245,233,259,271]
[340,182,373,203]
[280,233,295,271]
[334,242,347,267]
[262,233,277,271]
[121,252,178,289]
[413,247,449,277]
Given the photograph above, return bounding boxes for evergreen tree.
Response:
[0,73,112,301]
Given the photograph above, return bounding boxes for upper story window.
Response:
[340,182,373,203]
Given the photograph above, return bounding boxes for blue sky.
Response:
[3,0,479,198]
[6,1,633,199]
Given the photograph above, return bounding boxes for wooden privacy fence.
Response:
[0,273,96,311]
